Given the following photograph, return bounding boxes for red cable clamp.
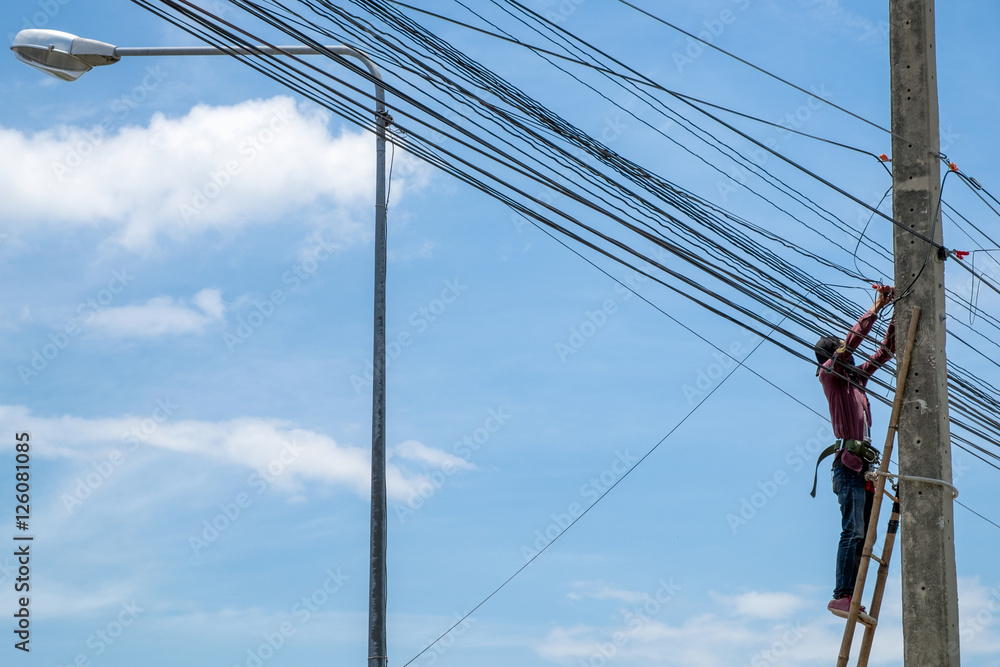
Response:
[949,162,959,172]
[954,251,970,260]
[879,153,890,162]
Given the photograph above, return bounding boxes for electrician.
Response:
[812,284,895,618]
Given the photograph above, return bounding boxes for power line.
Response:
[130,0,1000,481]
[613,0,947,162]
[957,500,1000,531]
[400,308,788,666]
[123,1,1000,659]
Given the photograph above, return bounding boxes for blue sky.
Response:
[2,1,1000,666]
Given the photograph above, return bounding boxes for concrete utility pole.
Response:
[889,0,961,664]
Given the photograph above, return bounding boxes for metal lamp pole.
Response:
[11,29,390,667]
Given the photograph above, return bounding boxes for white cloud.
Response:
[0,96,430,249]
[537,615,762,667]
[192,288,225,320]
[710,590,807,619]
[87,288,225,337]
[566,581,649,605]
[538,577,1000,665]
[34,581,139,619]
[392,439,475,471]
[535,582,903,666]
[958,576,1000,657]
[0,404,459,501]
[804,0,886,42]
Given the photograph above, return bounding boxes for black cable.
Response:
[400,319,783,666]
[121,6,1000,659]
[854,187,892,282]
[613,0,948,163]
[956,500,1000,531]
[476,0,899,271]
[130,0,1000,468]
[189,1,992,444]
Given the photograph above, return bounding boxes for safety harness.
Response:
[809,438,881,497]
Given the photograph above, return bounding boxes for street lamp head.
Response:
[11,29,119,81]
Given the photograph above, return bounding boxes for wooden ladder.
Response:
[836,307,920,667]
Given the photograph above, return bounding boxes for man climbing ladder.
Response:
[813,284,895,619]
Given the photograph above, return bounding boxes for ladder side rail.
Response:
[857,496,902,666]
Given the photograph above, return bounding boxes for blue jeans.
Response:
[832,464,873,599]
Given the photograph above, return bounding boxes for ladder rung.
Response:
[869,554,884,565]
[858,611,877,627]
[882,489,898,503]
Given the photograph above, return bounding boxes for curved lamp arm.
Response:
[10,29,383,86]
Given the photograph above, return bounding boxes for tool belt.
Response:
[839,438,880,463]
[809,439,881,497]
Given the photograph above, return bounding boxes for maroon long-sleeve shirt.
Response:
[819,309,896,443]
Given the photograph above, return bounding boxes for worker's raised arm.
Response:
[838,285,894,362]
[858,286,895,377]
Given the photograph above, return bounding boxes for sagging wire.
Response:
[399,300,820,667]
[127,0,1000,460]
[475,0,898,270]
[121,3,1000,658]
[197,2,992,440]
[853,186,893,284]
[964,250,1000,325]
[613,0,949,163]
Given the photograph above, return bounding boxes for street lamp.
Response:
[12,28,391,667]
